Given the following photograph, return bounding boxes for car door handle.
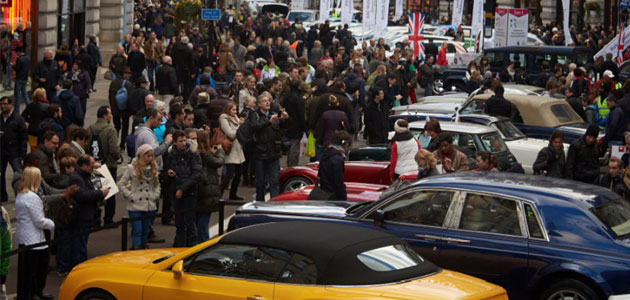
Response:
[415,234,445,241]
[443,237,470,244]
[247,297,265,300]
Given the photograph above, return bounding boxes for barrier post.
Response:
[16,244,26,300]
[218,200,225,236]
[121,216,129,251]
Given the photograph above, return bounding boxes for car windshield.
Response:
[590,198,630,239]
[288,12,314,22]
[493,121,525,140]
[550,103,582,124]
[381,178,414,199]
[480,133,508,153]
[357,244,424,272]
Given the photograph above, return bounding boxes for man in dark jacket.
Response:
[424,39,438,59]
[55,79,84,128]
[316,130,352,200]
[31,131,61,188]
[565,124,601,183]
[87,36,103,85]
[13,48,30,111]
[108,71,133,148]
[532,131,566,178]
[128,75,150,118]
[285,85,305,167]
[0,96,27,202]
[165,130,202,247]
[484,85,513,119]
[604,95,625,146]
[127,42,146,82]
[172,37,195,98]
[593,157,624,190]
[155,56,179,104]
[34,49,62,102]
[565,87,584,120]
[70,155,108,264]
[165,103,185,135]
[364,87,389,145]
[317,81,356,133]
[251,94,288,202]
[420,55,436,96]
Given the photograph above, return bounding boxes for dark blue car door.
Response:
[438,192,530,300]
[362,189,460,265]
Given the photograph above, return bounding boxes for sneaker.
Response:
[229,195,245,200]
[148,236,166,243]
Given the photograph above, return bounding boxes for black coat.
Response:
[21,101,49,136]
[172,42,194,73]
[128,87,150,116]
[155,64,179,95]
[14,53,30,81]
[165,144,203,196]
[484,95,512,119]
[34,59,61,93]
[532,144,566,178]
[594,173,623,191]
[193,102,210,128]
[605,105,625,144]
[70,168,105,223]
[565,136,600,183]
[127,51,146,78]
[364,100,389,145]
[107,78,133,115]
[0,111,27,157]
[318,146,346,200]
[285,90,306,139]
[250,109,284,160]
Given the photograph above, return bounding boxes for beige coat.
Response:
[118,163,161,212]
[219,113,246,164]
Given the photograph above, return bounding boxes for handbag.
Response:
[305,131,316,157]
[307,183,333,200]
[211,127,233,154]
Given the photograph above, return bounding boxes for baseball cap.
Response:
[603,70,615,78]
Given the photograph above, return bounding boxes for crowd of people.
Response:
[2,0,630,296]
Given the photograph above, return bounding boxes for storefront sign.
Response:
[507,9,528,46]
[493,8,508,47]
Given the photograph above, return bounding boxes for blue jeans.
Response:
[55,225,82,273]
[196,212,211,242]
[4,61,11,87]
[173,194,198,247]
[254,159,280,202]
[0,156,21,202]
[424,83,433,96]
[128,210,153,246]
[13,80,29,112]
[147,62,158,92]
[77,220,92,265]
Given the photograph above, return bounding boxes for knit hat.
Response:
[394,119,409,133]
[136,144,154,158]
[585,124,599,137]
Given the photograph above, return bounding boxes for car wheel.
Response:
[76,289,117,300]
[539,279,600,300]
[283,176,312,192]
[445,82,466,92]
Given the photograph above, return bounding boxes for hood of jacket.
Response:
[321,145,345,161]
[134,123,154,139]
[58,90,75,101]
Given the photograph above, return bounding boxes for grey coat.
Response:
[197,149,225,213]
[218,113,245,164]
[118,162,161,212]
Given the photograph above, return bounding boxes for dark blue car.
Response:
[228,173,630,300]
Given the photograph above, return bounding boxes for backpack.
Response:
[90,132,105,162]
[126,134,136,158]
[50,196,79,228]
[236,112,257,146]
[115,79,129,111]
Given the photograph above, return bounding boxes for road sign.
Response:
[202,9,221,21]
[622,0,630,9]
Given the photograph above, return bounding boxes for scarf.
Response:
[329,144,347,160]
[70,69,81,82]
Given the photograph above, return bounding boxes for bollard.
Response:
[218,200,225,236]
[16,244,26,300]
[121,216,129,251]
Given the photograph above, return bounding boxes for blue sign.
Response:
[622,0,630,9]
[202,9,221,20]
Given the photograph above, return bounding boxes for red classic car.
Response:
[278,161,393,192]
[273,171,421,201]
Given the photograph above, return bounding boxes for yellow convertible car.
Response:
[59,221,508,300]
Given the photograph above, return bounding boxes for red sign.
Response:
[0,0,12,8]
[495,8,508,16]
[509,8,528,17]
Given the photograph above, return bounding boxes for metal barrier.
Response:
[3,198,246,299]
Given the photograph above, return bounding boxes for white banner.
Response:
[363,0,375,29]
[494,8,508,47]
[320,0,330,22]
[375,0,389,38]
[94,166,119,201]
[342,0,353,25]
[292,0,304,10]
[452,0,465,26]
[562,0,573,45]
[395,0,403,21]
[507,9,528,46]
[594,25,630,60]
[471,0,484,37]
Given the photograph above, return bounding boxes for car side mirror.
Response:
[373,210,385,227]
[172,260,184,280]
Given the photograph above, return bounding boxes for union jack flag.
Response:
[408,12,425,61]
[617,22,625,65]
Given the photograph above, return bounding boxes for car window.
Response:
[509,53,526,67]
[550,103,582,123]
[450,133,477,156]
[524,203,545,239]
[574,52,590,66]
[485,52,505,68]
[357,244,423,271]
[591,198,630,238]
[461,100,486,114]
[493,121,525,140]
[277,253,318,284]
[381,190,455,227]
[480,133,508,153]
[459,193,523,236]
[447,44,456,53]
[183,244,294,282]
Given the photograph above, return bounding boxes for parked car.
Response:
[438,46,593,92]
[279,161,392,192]
[59,221,509,300]
[286,9,319,26]
[229,172,630,300]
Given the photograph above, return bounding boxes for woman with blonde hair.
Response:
[22,87,50,151]
[239,75,258,112]
[117,144,160,250]
[15,167,55,300]
[415,149,439,179]
[218,43,236,83]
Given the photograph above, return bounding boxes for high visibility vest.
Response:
[288,41,298,58]
[616,82,623,90]
[597,96,610,129]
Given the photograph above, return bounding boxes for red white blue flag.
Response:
[408,12,425,60]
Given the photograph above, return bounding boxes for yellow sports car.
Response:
[59,221,508,300]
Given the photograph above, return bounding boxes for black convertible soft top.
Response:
[219,221,439,285]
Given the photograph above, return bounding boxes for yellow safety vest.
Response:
[597,96,609,129]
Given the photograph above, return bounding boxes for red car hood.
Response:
[272,182,387,202]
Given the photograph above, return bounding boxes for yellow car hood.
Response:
[75,248,184,270]
[326,270,507,300]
